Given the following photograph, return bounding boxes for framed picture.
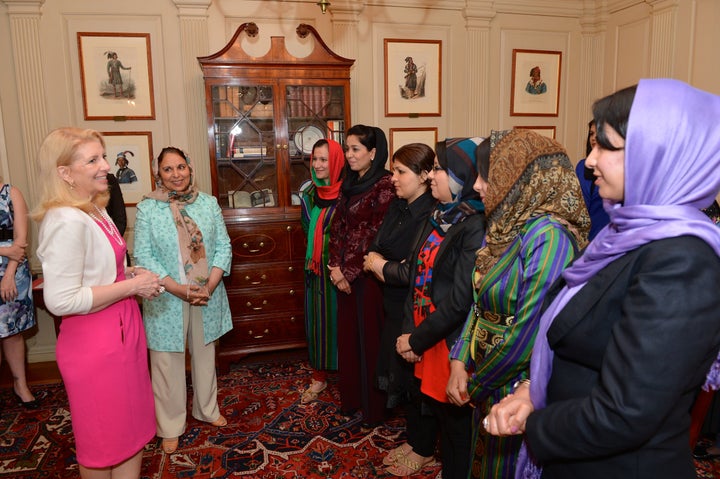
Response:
[514,125,556,139]
[78,32,155,120]
[384,39,442,117]
[102,131,154,205]
[389,127,439,156]
[510,49,562,117]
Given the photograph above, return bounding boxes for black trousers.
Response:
[404,387,473,479]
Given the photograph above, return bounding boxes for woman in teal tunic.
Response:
[134,146,232,454]
[299,138,345,403]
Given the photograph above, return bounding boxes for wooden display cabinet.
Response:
[198,23,353,372]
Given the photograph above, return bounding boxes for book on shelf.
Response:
[326,120,345,143]
[232,146,267,158]
[228,188,276,208]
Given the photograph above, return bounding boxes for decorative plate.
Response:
[294,125,325,155]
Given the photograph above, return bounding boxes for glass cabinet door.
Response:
[286,85,346,203]
[212,84,277,209]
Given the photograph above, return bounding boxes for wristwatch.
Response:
[512,379,531,392]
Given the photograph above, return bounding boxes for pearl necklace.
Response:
[89,204,124,246]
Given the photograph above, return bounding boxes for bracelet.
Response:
[512,379,531,392]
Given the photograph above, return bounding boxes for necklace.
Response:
[89,204,124,246]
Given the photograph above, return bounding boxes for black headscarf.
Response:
[341,125,391,197]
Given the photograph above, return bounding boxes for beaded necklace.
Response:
[88,204,124,246]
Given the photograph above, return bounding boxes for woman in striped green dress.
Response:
[299,139,345,403]
[446,129,590,479]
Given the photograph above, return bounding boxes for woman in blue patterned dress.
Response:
[0,182,36,407]
[446,130,590,479]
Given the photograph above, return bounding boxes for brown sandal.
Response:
[383,443,412,466]
[385,452,433,477]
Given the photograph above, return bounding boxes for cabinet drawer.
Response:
[222,313,305,347]
[228,287,303,315]
[225,261,304,290]
[227,223,294,261]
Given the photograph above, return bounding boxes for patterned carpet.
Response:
[2,352,719,478]
[0,352,440,478]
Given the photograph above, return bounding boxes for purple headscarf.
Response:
[517,78,720,479]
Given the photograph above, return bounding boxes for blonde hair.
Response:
[31,127,110,222]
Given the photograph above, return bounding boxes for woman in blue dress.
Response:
[0,182,37,408]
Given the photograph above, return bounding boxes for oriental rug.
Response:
[1,352,718,478]
[0,352,441,478]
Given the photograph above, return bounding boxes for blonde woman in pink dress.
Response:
[33,127,161,479]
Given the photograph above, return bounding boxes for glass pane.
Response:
[286,85,345,200]
[212,85,277,208]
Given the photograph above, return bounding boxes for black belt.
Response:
[0,229,13,241]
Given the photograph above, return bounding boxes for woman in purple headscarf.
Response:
[484,79,720,479]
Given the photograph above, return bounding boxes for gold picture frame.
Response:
[514,125,556,139]
[78,32,155,120]
[389,127,439,157]
[384,39,442,117]
[102,131,154,205]
[510,49,562,117]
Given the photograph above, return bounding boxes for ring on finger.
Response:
[483,417,489,429]
[158,286,166,294]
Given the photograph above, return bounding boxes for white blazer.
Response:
[37,206,117,316]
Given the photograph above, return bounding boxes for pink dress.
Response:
[55,224,155,468]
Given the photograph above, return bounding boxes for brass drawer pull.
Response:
[245,274,267,285]
[242,241,265,253]
[248,328,270,339]
[246,299,268,311]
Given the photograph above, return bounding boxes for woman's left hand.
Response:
[0,274,17,302]
[187,283,210,306]
[396,333,421,363]
[328,265,352,295]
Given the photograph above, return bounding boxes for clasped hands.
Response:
[362,251,386,281]
[327,265,351,294]
[127,267,210,305]
[395,333,422,363]
[483,382,534,437]
[128,266,162,300]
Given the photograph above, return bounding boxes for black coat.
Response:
[383,213,486,354]
[526,235,720,479]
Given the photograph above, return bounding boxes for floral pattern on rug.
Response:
[0,355,441,478]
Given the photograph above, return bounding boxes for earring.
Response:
[67,180,75,190]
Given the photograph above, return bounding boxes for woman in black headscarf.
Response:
[327,125,396,424]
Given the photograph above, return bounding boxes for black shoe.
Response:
[14,390,40,410]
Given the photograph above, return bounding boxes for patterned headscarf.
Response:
[429,137,485,235]
[144,147,208,286]
[475,129,590,277]
[306,139,345,274]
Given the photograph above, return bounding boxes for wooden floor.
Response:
[0,360,62,388]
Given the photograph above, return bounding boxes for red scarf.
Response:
[307,139,345,274]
